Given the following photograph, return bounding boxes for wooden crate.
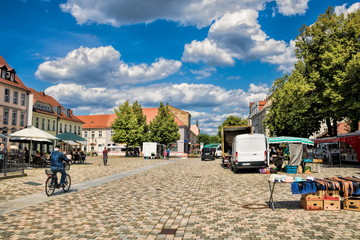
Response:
[323,190,340,200]
[301,191,323,200]
[343,198,360,211]
[301,199,323,210]
[323,200,341,210]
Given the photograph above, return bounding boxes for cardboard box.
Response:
[343,198,360,211]
[323,190,340,200]
[313,159,323,163]
[301,191,323,200]
[301,199,323,210]
[323,200,341,210]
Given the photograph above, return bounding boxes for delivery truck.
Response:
[142,142,162,159]
[221,125,252,167]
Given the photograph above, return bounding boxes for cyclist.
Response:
[50,145,71,187]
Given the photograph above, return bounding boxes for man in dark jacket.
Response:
[50,145,70,186]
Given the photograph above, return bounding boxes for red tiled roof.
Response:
[0,56,29,91]
[77,114,117,129]
[78,108,186,129]
[28,88,84,124]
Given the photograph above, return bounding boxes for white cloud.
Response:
[275,0,309,16]
[335,2,360,16]
[60,0,310,28]
[45,82,269,134]
[182,9,297,72]
[182,39,235,66]
[190,67,217,79]
[60,0,266,28]
[35,46,181,86]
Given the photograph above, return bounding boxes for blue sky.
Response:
[1,0,359,134]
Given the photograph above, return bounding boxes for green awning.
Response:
[55,132,87,142]
[204,143,221,148]
[268,136,314,145]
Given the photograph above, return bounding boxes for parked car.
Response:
[201,147,215,161]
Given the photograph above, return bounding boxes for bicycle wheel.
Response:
[62,174,71,192]
[45,177,55,196]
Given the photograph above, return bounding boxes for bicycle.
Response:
[45,164,71,196]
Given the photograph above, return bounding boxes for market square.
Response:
[0,156,359,239]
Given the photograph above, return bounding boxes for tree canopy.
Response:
[266,7,360,137]
[218,115,248,136]
[197,133,221,145]
[148,103,180,145]
[111,101,146,147]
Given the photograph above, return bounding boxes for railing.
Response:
[0,152,26,178]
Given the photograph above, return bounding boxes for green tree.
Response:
[197,133,211,145]
[295,7,360,135]
[197,133,220,145]
[111,101,145,153]
[148,103,180,145]
[267,8,360,137]
[217,115,248,136]
[132,101,148,142]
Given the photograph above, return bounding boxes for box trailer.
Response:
[221,125,252,167]
[142,142,162,159]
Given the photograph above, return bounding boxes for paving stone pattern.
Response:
[0,157,360,239]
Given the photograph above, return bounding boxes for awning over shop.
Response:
[62,140,80,146]
[55,132,87,142]
[314,132,360,163]
[10,137,52,143]
[268,136,314,145]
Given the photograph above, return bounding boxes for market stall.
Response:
[268,136,315,173]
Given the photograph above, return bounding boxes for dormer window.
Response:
[5,71,11,80]
[10,73,15,81]
[1,69,5,79]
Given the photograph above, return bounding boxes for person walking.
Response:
[103,147,109,166]
[163,149,167,160]
[166,149,170,159]
[50,145,71,187]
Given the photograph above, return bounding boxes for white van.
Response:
[230,134,269,173]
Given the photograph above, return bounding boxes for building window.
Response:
[64,124,67,132]
[47,119,50,130]
[21,93,26,106]
[13,91,18,104]
[4,89,10,102]
[3,109,9,125]
[1,69,5,79]
[70,125,72,133]
[12,110,17,125]
[10,73,15,81]
[59,123,63,133]
[53,120,56,131]
[41,118,45,130]
[84,131,88,138]
[35,117,39,128]
[20,112,25,126]
[91,131,95,138]
[99,131,102,137]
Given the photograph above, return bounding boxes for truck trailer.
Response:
[221,125,252,167]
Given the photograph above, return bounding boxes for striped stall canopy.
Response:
[268,136,314,145]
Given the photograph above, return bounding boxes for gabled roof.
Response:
[77,114,117,129]
[0,56,29,91]
[78,108,186,129]
[190,124,200,136]
[28,87,84,124]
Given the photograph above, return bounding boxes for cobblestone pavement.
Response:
[0,157,360,239]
